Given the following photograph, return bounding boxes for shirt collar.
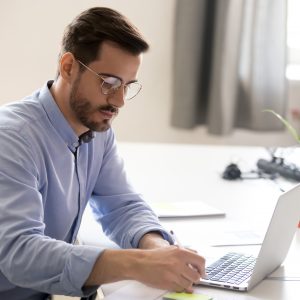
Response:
[38,80,80,152]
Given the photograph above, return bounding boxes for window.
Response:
[286,0,300,80]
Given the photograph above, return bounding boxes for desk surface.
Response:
[78,143,300,300]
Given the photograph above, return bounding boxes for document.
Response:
[103,281,166,300]
[210,230,263,247]
[150,201,225,218]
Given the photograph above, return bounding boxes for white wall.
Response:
[0,0,298,147]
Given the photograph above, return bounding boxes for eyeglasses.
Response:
[77,60,142,101]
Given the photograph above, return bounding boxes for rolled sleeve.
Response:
[130,227,175,248]
[61,245,102,296]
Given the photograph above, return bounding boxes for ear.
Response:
[59,52,78,83]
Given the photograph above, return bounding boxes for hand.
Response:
[133,245,206,293]
[85,245,205,293]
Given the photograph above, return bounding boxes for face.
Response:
[68,42,142,133]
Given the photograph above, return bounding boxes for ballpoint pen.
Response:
[170,230,205,278]
[170,230,183,247]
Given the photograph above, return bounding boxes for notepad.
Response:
[150,201,225,218]
[163,292,213,300]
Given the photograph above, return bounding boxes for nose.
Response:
[107,86,125,108]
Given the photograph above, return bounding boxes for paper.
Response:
[103,281,166,300]
[163,292,213,300]
[210,230,263,247]
[150,201,225,218]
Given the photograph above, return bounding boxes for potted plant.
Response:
[264,109,300,228]
[264,109,300,143]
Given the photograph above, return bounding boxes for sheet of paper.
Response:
[210,230,264,247]
[150,201,225,218]
[103,281,166,300]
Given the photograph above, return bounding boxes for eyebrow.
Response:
[98,72,138,84]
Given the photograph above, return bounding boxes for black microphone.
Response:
[79,130,95,144]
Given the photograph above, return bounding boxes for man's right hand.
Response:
[85,246,206,293]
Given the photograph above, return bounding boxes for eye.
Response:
[102,77,122,90]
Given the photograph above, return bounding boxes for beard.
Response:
[69,74,118,132]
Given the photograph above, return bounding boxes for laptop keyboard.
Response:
[205,252,256,285]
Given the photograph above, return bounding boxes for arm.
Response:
[85,245,206,293]
[0,129,100,297]
[87,132,206,292]
[138,232,171,249]
[89,130,174,248]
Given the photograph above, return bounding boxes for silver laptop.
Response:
[198,183,300,291]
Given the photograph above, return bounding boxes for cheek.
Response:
[74,85,102,106]
[85,81,106,101]
[72,73,107,106]
[74,73,98,97]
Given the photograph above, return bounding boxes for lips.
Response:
[99,109,118,120]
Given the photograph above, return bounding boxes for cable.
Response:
[266,177,286,193]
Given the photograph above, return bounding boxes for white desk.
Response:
[78,143,300,300]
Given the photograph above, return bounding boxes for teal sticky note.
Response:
[163,292,213,300]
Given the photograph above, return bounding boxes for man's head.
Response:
[53,7,149,134]
[59,7,149,70]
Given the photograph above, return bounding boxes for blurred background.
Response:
[0,0,299,146]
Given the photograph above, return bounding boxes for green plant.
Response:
[264,109,300,144]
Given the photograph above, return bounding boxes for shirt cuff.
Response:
[60,245,103,297]
[131,226,175,248]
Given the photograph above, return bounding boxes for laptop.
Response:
[197,183,300,291]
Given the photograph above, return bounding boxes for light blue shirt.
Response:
[0,81,173,299]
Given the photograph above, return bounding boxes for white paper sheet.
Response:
[103,281,167,300]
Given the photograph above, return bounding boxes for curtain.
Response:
[171,0,287,135]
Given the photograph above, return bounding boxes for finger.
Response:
[185,247,198,253]
[174,285,194,294]
[182,276,194,293]
[182,263,202,283]
[173,274,194,292]
[174,286,185,293]
[174,280,194,293]
[180,274,195,293]
[184,283,194,293]
[186,253,206,278]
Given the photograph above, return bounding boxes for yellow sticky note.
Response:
[163,292,213,300]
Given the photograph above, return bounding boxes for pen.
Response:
[170,230,204,277]
[170,230,183,247]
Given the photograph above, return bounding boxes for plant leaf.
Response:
[263,109,300,143]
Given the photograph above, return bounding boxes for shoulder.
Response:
[93,128,116,148]
[0,89,48,168]
[0,88,46,134]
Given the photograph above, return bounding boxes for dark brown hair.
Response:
[58,7,149,72]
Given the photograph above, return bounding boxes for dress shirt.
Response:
[0,81,173,300]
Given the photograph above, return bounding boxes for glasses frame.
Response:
[77,60,142,101]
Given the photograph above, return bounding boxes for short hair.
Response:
[58,7,149,73]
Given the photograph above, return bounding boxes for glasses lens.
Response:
[101,77,122,95]
[101,76,142,100]
[125,82,142,100]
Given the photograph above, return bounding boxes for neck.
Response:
[50,78,87,136]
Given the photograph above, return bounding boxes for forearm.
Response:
[84,248,145,286]
[85,245,206,293]
[138,232,170,249]
[85,231,171,287]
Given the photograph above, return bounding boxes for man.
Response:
[0,7,205,299]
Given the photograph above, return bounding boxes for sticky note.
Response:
[163,292,213,300]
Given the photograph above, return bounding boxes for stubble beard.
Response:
[69,74,118,132]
